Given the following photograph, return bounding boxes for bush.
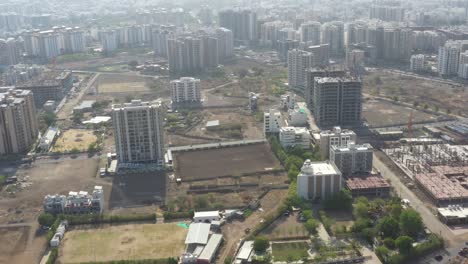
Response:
[62,213,156,225]
[253,236,270,253]
[46,248,58,264]
[304,218,319,234]
[38,213,56,227]
[395,235,414,255]
[163,211,194,220]
[383,238,395,249]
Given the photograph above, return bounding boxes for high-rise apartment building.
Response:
[313,77,362,129]
[287,49,315,91]
[152,29,173,57]
[167,36,202,74]
[63,28,85,54]
[304,68,346,110]
[300,21,321,44]
[216,28,234,62]
[0,38,19,66]
[321,21,344,55]
[200,35,219,68]
[170,77,201,105]
[438,41,463,76]
[0,88,38,155]
[100,30,118,54]
[219,9,257,43]
[330,143,373,176]
[38,30,60,59]
[370,5,405,22]
[112,100,165,164]
[410,54,425,72]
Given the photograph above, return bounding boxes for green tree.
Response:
[38,213,55,226]
[70,147,80,154]
[253,236,270,253]
[194,195,209,209]
[302,210,313,220]
[390,204,403,219]
[395,235,414,255]
[287,164,300,181]
[378,216,399,238]
[224,256,233,264]
[383,238,395,249]
[399,209,423,238]
[375,246,390,261]
[41,112,57,127]
[304,218,319,234]
[353,201,370,219]
[0,175,5,185]
[392,96,399,102]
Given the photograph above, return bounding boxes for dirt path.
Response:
[217,189,288,263]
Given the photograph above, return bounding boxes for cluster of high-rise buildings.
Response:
[437,40,468,78]
[22,27,85,59]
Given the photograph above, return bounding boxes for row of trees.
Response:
[268,136,321,181]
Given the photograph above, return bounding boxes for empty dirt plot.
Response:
[174,143,281,180]
[52,129,97,152]
[363,99,439,127]
[97,74,151,93]
[0,226,30,264]
[59,223,187,263]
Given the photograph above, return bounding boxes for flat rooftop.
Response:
[415,165,468,201]
[346,175,390,190]
[438,205,468,219]
[300,160,340,176]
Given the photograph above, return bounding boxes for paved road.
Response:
[373,153,458,245]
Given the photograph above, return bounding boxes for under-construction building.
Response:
[304,68,346,110]
[43,186,104,214]
[313,77,362,129]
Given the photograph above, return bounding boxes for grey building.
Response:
[0,89,38,155]
[287,49,314,92]
[167,36,202,74]
[305,68,346,111]
[112,100,165,164]
[330,143,373,176]
[218,9,257,44]
[313,77,362,129]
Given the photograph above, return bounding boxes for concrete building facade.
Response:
[279,127,310,149]
[297,160,343,200]
[287,49,315,91]
[313,77,362,128]
[410,54,425,72]
[170,77,201,105]
[0,88,38,155]
[315,126,357,158]
[112,100,165,164]
[330,143,373,176]
[264,109,281,134]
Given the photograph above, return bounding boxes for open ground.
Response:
[51,129,97,152]
[0,157,103,264]
[363,98,440,127]
[59,223,187,263]
[97,74,154,93]
[174,143,281,180]
[0,226,30,264]
[363,70,468,117]
[261,213,309,240]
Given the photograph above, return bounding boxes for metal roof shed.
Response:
[198,234,223,264]
[185,223,210,245]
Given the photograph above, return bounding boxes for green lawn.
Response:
[272,242,309,261]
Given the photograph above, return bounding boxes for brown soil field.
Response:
[174,143,281,180]
[0,226,30,264]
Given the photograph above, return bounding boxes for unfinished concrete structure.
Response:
[313,77,362,129]
[43,186,104,214]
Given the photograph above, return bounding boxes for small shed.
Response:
[193,211,220,223]
[50,234,61,247]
